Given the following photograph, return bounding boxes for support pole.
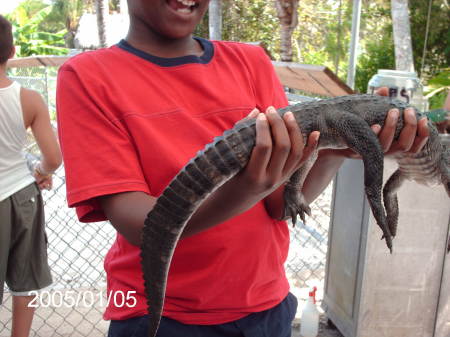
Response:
[346,0,361,90]
[209,0,222,40]
[391,0,415,72]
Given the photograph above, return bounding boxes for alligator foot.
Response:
[284,184,311,225]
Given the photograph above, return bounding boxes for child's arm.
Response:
[21,88,62,188]
[100,106,319,246]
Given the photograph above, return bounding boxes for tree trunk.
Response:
[347,0,361,89]
[275,0,299,62]
[96,0,108,48]
[334,0,343,75]
[209,0,222,40]
[54,0,85,49]
[391,0,415,72]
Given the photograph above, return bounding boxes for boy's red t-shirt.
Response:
[57,38,291,324]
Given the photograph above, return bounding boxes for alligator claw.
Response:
[284,185,311,225]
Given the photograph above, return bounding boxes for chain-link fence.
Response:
[1,63,333,337]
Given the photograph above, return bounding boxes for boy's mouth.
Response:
[167,0,199,14]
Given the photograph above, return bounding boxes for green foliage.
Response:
[294,0,352,74]
[409,0,450,76]
[323,1,352,75]
[428,69,450,87]
[425,69,450,109]
[7,4,68,57]
[194,0,447,94]
[195,0,280,58]
[428,90,449,110]
[110,0,120,12]
[354,33,395,93]
[9,0,48,22]
[47,0,87,47]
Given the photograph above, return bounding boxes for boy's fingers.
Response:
[234,108,259,126]
[247,113,272,174]
[371,124,382,135]
[375,87,389,97]
[408,117,429,154]
[248,108,259,118]
[378,108,399,152]
[265,107,291,176]
[300,132,320,165]
[387,108,417,153]
[283,111,304,171]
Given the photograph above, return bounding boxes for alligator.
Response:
[140,94,450,337]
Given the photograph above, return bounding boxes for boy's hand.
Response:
[177,106,319,238]
[235,106,319,199]
[342,87,429,158]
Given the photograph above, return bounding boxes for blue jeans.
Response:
[108,293,298,337]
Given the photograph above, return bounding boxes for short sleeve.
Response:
[251,46,289,111]
[56,65,150,222]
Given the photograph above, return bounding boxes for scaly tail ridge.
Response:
[141,121,256,337]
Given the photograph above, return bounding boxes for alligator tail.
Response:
[141,119,256,337]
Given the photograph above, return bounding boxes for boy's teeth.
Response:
[177,0,195,6]
[177,7,191,13]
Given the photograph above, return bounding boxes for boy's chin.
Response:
[160,27,197,40]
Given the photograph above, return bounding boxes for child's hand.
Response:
[175,106,319,237]
[33,163,54,190]
[341,87,429,159]
[34,173,53,190]
[375,87,429,155]
[372,107,429,155]
[235,106,319,199]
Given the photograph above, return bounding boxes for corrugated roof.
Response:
[273,61,354,96]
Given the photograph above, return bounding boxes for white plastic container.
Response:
[300,287,319,337]
[367,69,428,112]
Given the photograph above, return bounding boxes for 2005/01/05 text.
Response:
[27,290,137,308]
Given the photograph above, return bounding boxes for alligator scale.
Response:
[141,94,450,337]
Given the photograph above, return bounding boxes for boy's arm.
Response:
[21,88,62,184]
[100,107,319,246]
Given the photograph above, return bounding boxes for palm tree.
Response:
[96,0,108,47]
[391,0,415,71]
[209,0,222,40]
[275,0,299,62]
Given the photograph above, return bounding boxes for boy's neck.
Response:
[126,30,203,58]
[0,65,12,88]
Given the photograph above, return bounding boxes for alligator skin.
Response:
[140,94,450,337]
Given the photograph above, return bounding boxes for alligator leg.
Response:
[332,113,393,252]
[283,150,319,224]
[383,169,405,237]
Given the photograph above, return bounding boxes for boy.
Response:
[0,15,62,337]
[56,1,429,337]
